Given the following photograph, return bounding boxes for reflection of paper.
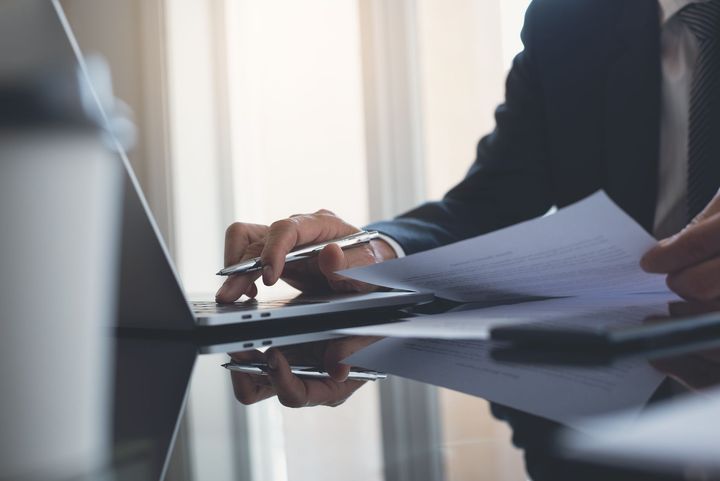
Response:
[335,293,680,339]
[347,337,665,428]
[563,387,720,472]
[341,192,668,302]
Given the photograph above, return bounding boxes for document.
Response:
[341,192,668,303]
[340,193,675,427]
[346,336,666,428]
[335,292,680,339]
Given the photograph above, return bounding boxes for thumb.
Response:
[317,244,377,293]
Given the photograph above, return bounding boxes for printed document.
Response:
[341,191,668,302]
[341,192,673,426]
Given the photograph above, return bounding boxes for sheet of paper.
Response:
[346,336,666,429]
[335,292,681,339]
[341,192,668,302]
[563,387,720,471]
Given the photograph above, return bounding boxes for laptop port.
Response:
[262,340,272,346]
[260,313,271,318]
[242,314,252,320]
[243,342,253,348]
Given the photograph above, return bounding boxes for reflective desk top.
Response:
[109,299,720,481]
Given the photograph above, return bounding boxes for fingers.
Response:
[323,336,381,382]
[230,371,275,405]
[668,300,720,317]
[224,223,267,266]
[217,240,265,302]
[265,348,310,407]
[245,283,258,298]
[218,223,268,303]
[216,276,260,303]
[265,348,365,407]
[228,344,369,408]
[228,350,275,405]
[317,244,378,293]
[666,256,720,301]
[641,212,720,274]
[279,259,326,293]
[259,211,359,286]
[221,212,381,295]
[640,193,720,301]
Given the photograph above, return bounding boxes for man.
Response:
[219,0,720,408]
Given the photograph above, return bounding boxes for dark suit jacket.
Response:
[369,0,668,254]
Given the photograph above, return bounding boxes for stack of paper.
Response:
[340,192,667,303]
[337,192,676,428]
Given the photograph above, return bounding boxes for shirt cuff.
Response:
[376,232,406,258]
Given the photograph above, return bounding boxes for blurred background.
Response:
[59,1,531,480]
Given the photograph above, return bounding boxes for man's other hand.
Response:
[215,210,397,303]
[642,192,720,301]
[228,337,380,408]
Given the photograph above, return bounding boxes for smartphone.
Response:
[490,310,720,349]
[222,361,387,381]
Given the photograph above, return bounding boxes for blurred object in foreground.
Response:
[0,1,124,480]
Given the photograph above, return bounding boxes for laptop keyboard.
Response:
[191,298,326,314]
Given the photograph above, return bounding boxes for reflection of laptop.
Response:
[51,2,431,333]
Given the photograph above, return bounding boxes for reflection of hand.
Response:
[215,211,397,303]
[642,193,720,301]
[651,349,720,392]
[644,302,720,391]
[229,336,380,408]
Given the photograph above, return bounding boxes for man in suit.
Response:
[219,0,720,407]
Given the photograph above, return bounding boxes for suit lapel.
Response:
[603,0,661,232]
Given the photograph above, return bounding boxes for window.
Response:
[61,0,533,479]
[165,1,533,480]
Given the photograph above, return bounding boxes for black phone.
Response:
[490,310,720,351]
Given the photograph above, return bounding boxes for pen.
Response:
[222,362,388,381]
[216,230,380,276]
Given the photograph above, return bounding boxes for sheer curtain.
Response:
[165,1,531,480]
[64,0,532,479]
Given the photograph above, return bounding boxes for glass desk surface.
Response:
[110,300,720,481]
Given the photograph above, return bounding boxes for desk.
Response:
[105,318,720,481]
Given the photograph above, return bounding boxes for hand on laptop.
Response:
[228,336,380,408]
[215,210,396,303]
[642,193,720,301]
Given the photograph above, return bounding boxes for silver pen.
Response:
[222,362,388,381]
[216,230,380,276]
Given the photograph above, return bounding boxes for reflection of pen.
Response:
[222,362,388,381]
[216,230,380,276]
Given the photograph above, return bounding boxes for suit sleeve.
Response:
[366,3,556,255]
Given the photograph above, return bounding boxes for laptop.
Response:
[45,0,432,335]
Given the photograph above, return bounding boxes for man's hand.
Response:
[229,337,380,408]
[641,193,720,301]
[215,210,397,303]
